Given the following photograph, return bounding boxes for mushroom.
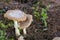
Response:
[18,13,33,40]
[20,14,33,35]
[53,37,60,40]
[4,10,33,40]
[4,10,27,36]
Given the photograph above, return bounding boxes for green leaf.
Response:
[0,21,8,28]
[0,30,6,40]
[41,8,48,27]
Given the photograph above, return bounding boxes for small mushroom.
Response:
[20,14,33,35]
[53,37,60,40]
[18,13,33,40]
[4,10,27,36]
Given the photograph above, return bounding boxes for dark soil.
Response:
[0,0,60,40]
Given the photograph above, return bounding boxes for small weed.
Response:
[33,2,40,20]
[41,5,50,27]
[33,2,50,28]
[0,30,14,40]
[41,8,48,27]
[0,20,13,29]
[0,30,6,40]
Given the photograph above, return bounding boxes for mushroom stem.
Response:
[18,36,25,40]
[14,20,20,36]
[23,28,27,35]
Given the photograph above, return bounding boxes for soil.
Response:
[0,0,60,40]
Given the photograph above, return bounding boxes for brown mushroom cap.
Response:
[20,14,33,29]
[4,10,27,22]
[53,37,60,40]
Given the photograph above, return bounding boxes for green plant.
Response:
[41,5,50,27]
[0,30,6,40]
[41,8,48,27]
[0,20,13,29]
[33,2,50,28]
[9,38,14,40]
[0,30,14,40]
[0,21,8,28]
[33,2,40,20]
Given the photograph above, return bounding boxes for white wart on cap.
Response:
[4,10,27,22]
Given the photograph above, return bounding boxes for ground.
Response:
[0,0,60,40]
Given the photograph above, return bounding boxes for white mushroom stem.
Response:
[18,36,24,40]
[14,20,25,40]
[23,28,27,35]
[14,20,20,36]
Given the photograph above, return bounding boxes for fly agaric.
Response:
[4,10,33,40]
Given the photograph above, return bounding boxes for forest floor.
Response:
[0,0,60,40]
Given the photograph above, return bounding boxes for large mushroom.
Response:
[4,10,27,36]
[4,10,33,40]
